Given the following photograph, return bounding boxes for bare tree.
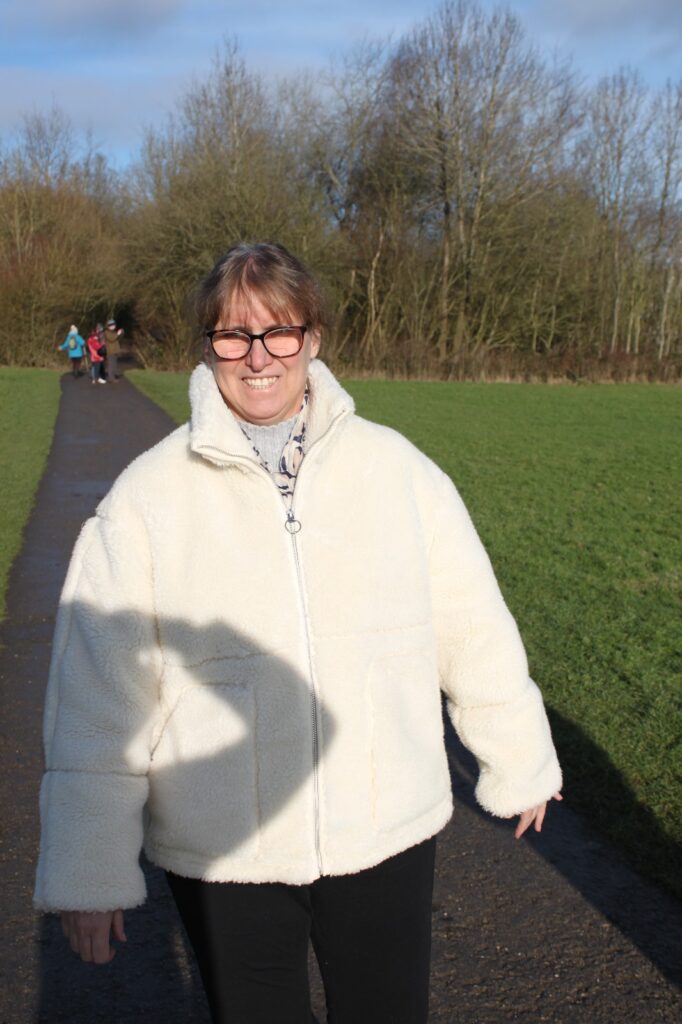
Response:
[649,81,682,359]
[580,69,652,354]
[0,109,122,365]
[0,10,678,378]
[385,0,579,366]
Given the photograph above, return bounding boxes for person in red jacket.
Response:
[86,326,106,384]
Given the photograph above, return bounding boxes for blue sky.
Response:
[1,0,680,167]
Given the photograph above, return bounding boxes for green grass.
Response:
[127,369,191,425]
[0,368,61,618]
[128,369,681,897]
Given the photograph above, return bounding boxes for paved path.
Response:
[0,372,680,1023]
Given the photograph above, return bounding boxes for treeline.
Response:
[1,1,680,380]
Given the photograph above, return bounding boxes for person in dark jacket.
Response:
[103,319,123,381]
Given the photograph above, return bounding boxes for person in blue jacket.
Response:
[58,325,86,378]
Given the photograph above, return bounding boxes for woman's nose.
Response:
[246,337,272,371]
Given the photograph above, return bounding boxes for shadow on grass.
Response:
[546,707,680,902]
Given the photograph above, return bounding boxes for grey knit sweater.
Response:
[240,413,299,473]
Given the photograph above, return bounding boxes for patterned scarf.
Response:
[241,386,309,507]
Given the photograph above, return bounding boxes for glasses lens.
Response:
[211,331,251,359]
[264,327,303,356]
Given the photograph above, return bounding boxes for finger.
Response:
[92,929,114,966]
[68,927,81,956]
[79,933,93,964]
[515,810,533,839]
[534,803,547,832]
[112,910,127,943]
[554,791,563,801]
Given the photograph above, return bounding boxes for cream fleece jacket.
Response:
[34,360,561,912]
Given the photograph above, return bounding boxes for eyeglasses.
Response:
[206,325,308,361]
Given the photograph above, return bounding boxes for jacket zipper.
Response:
[284,504,323,875]
[280,413,349,876]
[219,411,348,877]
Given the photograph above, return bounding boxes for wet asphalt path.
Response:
[0,371,680,1023]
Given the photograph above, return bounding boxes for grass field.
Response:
[131,369,681,896]
[0,368,61,618]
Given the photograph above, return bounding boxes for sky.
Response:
[0,0,680,168]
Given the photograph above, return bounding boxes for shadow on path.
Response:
[445,711,681,991]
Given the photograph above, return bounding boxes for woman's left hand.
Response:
[514,792,563,839]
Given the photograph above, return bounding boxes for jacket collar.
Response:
[189,359,355,467]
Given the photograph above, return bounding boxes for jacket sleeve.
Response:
[34,492,163,912]
[429,470,562,818]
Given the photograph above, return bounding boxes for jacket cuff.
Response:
[34,770,148,912]
[447,683,562,819]
[474,757,563,818]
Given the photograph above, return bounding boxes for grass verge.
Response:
[127,369,191,425]
[128,369,681,897]
[0,368,61,618]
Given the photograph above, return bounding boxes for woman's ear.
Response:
[310,329,321,359]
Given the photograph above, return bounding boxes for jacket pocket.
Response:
[147,683,260,859]
[369,652,449,833]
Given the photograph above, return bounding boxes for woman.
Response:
[35,243,562,1023]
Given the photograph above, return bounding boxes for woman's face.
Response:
[210,291,320,425]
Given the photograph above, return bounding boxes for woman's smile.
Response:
[242,376,279,390]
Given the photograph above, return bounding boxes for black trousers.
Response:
[167,836,436,1024]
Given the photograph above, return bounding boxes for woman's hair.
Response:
[195,242,329,334]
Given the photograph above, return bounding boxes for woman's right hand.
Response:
[61,909,126,964]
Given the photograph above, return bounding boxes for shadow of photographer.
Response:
[36,602,335,1022]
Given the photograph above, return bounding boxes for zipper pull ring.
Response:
[285,509,302,534]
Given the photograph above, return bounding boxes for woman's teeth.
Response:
[244,377,278,390]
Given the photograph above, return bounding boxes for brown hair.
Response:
[195,242,329,335]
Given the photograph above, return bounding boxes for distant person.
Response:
[86,328,106,384]
[35,243,562,1024]
[58,325,86,378]
[96,323,107,377]
[103,319,123,382]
